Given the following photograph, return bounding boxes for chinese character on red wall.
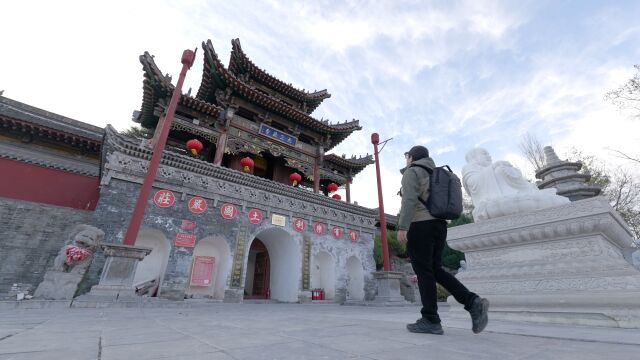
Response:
[153,189,175,208]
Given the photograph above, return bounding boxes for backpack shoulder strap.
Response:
[409,163,433,175]
[409,164,432,208]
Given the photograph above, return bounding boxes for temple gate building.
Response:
[0,38,378,303]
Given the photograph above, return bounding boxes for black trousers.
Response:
[407,219,477,324]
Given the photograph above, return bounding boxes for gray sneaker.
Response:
[406,318,444,335]
[469,297,489,334]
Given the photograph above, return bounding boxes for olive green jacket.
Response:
[397,157,437,230]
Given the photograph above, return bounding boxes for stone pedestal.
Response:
[34,271,83,300]
[447,197,640,328]
[78,244,151,302]
[371,271,409,305]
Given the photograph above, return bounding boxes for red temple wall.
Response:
[0,158,100,210]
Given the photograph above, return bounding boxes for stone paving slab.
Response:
[0,303,639,359]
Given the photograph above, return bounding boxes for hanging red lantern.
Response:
[327,183,338,193]
[186,139,204,156]
[332,194,341,200]
[289,172,302,186]
[240,157,254,173]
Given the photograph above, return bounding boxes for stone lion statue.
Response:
[52,225,104,273]
[34,225,105,300]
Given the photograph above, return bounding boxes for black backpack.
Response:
[410,164,463,220]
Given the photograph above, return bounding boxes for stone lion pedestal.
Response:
[447,197,640,328]
[74,244,151,305]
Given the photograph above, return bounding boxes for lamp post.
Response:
[371,133,391,271]
[122,49,196,246]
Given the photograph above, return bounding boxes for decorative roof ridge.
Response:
[0,141,99,177]
[200,41,359,137]
[104,125,376,217]
[140,52,174,91]
[0,96,104,141]
[324,153,374,167]
[229,38,331,103]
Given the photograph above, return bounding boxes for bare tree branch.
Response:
[607,148,640,165]
[605,64,640,117]
[519,132,546,171]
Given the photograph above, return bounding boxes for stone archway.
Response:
[246,227,300,302]
[186,235,231,299]
[133,228,170,297]
[311,251,336,300]
[346,256,365,301]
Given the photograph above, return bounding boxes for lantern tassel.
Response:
[190,149,198,156]
[243,166,250,173]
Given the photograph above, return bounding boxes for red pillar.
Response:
[122,49,196,246]
[313,157,320,193]
[213,130,228,166]
[371,133,390,271]
[345,178,351,203]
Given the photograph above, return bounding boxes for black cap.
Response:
[405,145,429,161]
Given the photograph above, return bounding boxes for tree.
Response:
[605,64,640,116]
[519,132,546,171]
[122,125,151,139]
[566,148,640,238]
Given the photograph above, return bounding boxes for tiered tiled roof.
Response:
[139,39,362,150]
[228,38,330,114]
[195,40,360,150]
[323,154,374,177]
[139,52,225,129]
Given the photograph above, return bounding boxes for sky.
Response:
[1,0,639,214]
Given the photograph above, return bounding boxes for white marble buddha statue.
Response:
[462,148,569,221]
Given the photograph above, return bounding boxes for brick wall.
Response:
[0,196,92,296]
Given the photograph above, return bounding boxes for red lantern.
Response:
[186,139,203,156]
[240,157,254,173]
[327,183,338,193]
[289,172,302,186]
[332,194,341,200]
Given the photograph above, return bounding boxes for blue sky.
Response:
[1,0,639,213]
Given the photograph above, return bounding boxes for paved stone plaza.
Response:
[0,303,639,360]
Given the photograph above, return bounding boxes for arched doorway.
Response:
[245,228,300,302]
[311,251,336,300]
[186,236,231,299]
[244,239,270,299]
[133,228,170,297]
[346,256,364,301]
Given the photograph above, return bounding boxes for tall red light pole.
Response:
[371,133,391,271]
[123,49,196,246]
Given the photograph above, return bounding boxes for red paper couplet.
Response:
[248,208,263,224]
[190,256,215,286]
[153,189,175,208]
[188,196,208,214]
[220,203,238,219]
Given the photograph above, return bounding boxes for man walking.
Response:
[397,145,489,335]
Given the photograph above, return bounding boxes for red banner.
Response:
[175,233,196,247]
[190,256,215,286]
